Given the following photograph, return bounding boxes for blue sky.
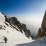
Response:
[0,0,46,17]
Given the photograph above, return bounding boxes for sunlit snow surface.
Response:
[0,12,33,46]
[0,25,33,46]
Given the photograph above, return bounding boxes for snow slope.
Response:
[0,25,33,46]
[0,12,33,46]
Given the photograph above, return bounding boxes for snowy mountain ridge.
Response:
[0,11,33,46]
[0,11,31,38]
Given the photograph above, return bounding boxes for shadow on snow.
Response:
[15,39,46,46]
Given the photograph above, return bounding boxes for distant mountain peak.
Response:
[36,10,46,38]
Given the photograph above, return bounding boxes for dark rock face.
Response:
[36,28,41,38]
[4,15,10,23]
[15,21,22,29]
[12,17,17,22]
[17,22,21,29]
[21,24,27,30]
[0,25,6,30]
[40,11,46,37]
[41,11,46,29]
[23,29,31,38]
[4,22,9,26]
[26,30,31,38]
[36,11,46,38]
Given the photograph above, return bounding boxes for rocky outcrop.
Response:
[36,28,41,38]
[11,17,17,22]
[26,30,31,38]
[36,11,46,38]
[0,25,6,30]
[21,24,27,30]
[4,15,10,23]
[40,11,46,37]
[15,21,21,29]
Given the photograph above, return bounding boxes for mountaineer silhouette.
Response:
[3,37,8,43]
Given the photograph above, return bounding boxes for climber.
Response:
[3,37,7,43]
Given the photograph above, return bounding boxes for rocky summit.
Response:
[36,11,46,38]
